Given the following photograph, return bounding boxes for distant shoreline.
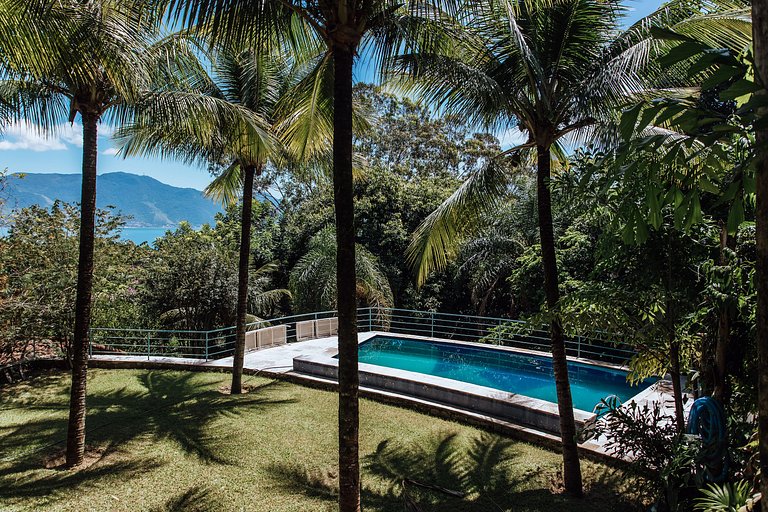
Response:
[0,225,180,245]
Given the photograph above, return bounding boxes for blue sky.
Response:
[0,0,665,191]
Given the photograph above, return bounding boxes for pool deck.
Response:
[90,332,690,462]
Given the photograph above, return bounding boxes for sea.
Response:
[0,226,171,246]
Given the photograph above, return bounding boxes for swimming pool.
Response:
[354,335,652,412]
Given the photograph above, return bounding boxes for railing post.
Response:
[87,330,92,358]
[430,311,434,338]
[577,335,581,359]
[204,331,209,362]
[147,332,151,361]
[368,308,372,332]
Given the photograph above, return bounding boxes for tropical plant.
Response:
[0,202,146,364]
[144,220,289,331]
[289,227,393,313]
[750,0,768,501]
[0,0,198,467]
[694,480,752,512]
[395,0,687,494]
[116,37,334,394]
[589,397,701,510]
[148,2,459,508]
[595,3,765,493]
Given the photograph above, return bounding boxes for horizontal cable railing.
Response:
[357,307,634,365]
[90,307,634,365]
[89,310,340,361]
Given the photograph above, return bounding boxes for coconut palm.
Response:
[0,0,199,467]
[290,226,394,312]
[146,2,458,508]
[395,0,697,494]
[752,0,768,500]
[117,39,334,394]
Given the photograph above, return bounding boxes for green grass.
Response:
[0,369,637,511]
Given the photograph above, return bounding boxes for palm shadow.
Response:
[268,431,533,512]
[0,457,163,504]
[148,485,221,512]
[364,431,530,511]
[269,431,640,512]
[0,371,296,504]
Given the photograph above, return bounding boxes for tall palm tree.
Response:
[752,0,768,500]
[0,0,192,467]
[148,2,457,509]
[396,0,680,495]
[118,40,332,394]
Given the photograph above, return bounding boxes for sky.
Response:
[0,0,666,191]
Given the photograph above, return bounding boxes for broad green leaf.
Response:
[727,197,744,234]
[720,79,761,101]
[700,65,742,90]
[698,177,720,195]
[620,103,643,141]
[659,41,707,67]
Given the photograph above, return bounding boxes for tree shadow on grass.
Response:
[268,431,535,512]
[0,371,297,504]
[0,457,163,504]
[269,431,641,512]
[148,485,221,512]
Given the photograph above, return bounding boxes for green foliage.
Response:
[289,227,392,313]
[278,84,498,311]
[588,399,702,510]
[0,199,288,358]
[693,480,752,512]
[596,10,758,245]
[0,202,146,361]
[143,203,287,331]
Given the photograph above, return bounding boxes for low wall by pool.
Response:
[291,332,639,436]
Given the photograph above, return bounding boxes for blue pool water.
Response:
[355,336,654,412]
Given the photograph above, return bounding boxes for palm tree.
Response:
[149,2,457,508]
[290,226,394,312]
[117,40,333,394]
[0,0,191,467]
[751,0,768,500]
[396,0,683,495]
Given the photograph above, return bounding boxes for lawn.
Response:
[0,369,638,511]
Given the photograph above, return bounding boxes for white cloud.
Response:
[0,120,111,152]
[497,126,528,149]
[0,122,69,151]
[58,124,83,147]
[102,147,120,156]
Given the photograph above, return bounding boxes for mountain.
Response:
[2,172,223,227]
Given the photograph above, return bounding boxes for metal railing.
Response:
[89,310,340,361]
[358,307,634,365]
[89,307,635,365]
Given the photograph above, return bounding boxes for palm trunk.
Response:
[231,164,257,395]
[666,237,686,432]
[65,111,99,467]
[536,144,583,496]
[669,338,686,431]
[751,0,768,500]
[713,223,733,404]
[333,44,361,512]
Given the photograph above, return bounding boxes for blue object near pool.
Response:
[352,335,655,412]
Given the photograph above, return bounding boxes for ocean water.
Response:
[354,336,654,412]
[119,227,171,245]
[0,226,170,245]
